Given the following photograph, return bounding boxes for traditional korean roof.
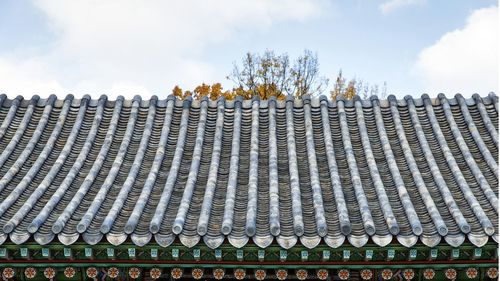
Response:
[0,93,497,249]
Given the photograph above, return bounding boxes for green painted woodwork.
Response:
[0,241,497,270]
[0,262,497,270]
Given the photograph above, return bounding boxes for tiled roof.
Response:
[0,93,497,249]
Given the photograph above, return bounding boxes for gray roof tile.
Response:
[0,94,497,249]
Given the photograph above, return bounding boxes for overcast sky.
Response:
[0,0,498,99]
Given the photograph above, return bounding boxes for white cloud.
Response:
[414,6,499,96]
[379,0,424,14]
[0,56,66,97]
[0,0,324,99]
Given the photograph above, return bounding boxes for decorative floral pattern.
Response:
[360,269,373,280]
[25,267,37,279]
[44,267,56,279]
[296,269,308,280]
[171,268,183,279]
[129,267,140,279]
[316,269,329,280]
[423,268,435,280]
[15,265,500,281]
[338,269,349,280]
[64,267,75,278]
[403,269,415,280]
[487,267,499,279]
[276,269,288,280]
[108,267,119,279]
[150,268,162,279]
[86,267,97,278]
[192,268,204,279]
[234,269,246,280]
[2,268,15,279]
[213,268,225,280]
[381,269,393,280]
[466,268,478,279]
[444,268,457,280]
[255,269,266,281]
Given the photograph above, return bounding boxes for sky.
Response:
[0,0,498,99]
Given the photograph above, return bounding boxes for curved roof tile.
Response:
[0,94,497,248]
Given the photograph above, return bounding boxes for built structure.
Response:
[0,93,497,280]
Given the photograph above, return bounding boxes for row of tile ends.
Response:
[0,92,497,109]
